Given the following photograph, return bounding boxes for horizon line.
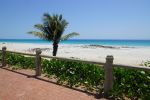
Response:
[0,38,150,41]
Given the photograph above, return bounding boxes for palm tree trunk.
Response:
[53,42,58,56]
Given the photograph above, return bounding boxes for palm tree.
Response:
[28,13,79,56]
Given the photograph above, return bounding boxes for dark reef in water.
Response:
[82,44,135,49]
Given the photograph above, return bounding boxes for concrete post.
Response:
[2,46,7,67]
[35,48,42,76]
[104,55,114,97]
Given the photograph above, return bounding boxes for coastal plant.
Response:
[42,59,104,92]
[5,52,104,92]
[28,13,79,56]
[4,52,150,99]
[6,52,35,70]
[141,61,150,67]
[111,67,150,99]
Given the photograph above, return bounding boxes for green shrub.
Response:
[5,52,104,92]
[4,52,150,99]
[111,67,150,99]
[42,59,104,92]
[142,61,150,67]
[6,52,35,69]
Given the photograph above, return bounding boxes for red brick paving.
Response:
[0,68,107,100]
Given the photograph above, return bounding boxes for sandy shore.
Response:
[0,43,150,66]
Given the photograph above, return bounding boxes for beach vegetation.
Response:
[142,61,150,67]
[2,52,150,99]
[42,59,104,91]
[6,52,35,70]
[28,13,79,56]
[112,68,150,99]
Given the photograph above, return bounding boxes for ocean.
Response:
[0,39,150,47]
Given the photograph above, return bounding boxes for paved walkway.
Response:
[0,68,106,100]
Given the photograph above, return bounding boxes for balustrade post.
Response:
[2,46,7,67]
[35,48,42,76]
[104,55,114,97]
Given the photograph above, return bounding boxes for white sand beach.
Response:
[0,43,150,66]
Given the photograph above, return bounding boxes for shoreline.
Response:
[1,42,150,48]
[0,43,150,66]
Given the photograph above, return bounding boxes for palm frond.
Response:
[59,14,62,20]
[34,24,45,32]
[60,32,80,41]
[28,13,79,42]
[43,13,52,22]
[28,31,46,39]
[59,20,68,30]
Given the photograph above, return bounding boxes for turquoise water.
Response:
[0,39,150,47]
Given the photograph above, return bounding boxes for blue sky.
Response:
[0,0,150,39]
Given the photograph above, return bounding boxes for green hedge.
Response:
[3,52,150,99]
[42,59,104,91]
[6,52,35,70]
[6,52,104,92]
[112,68,150,99]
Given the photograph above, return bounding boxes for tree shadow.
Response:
[0,67,107,99]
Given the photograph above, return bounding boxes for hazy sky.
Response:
[0,0,150,39]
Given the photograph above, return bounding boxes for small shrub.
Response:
[5,52,104,92]
[6,52,35,69]
[42,59,104,92]
[3,51,150,99]
[111,67,150,99]
[142,61,150,67]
